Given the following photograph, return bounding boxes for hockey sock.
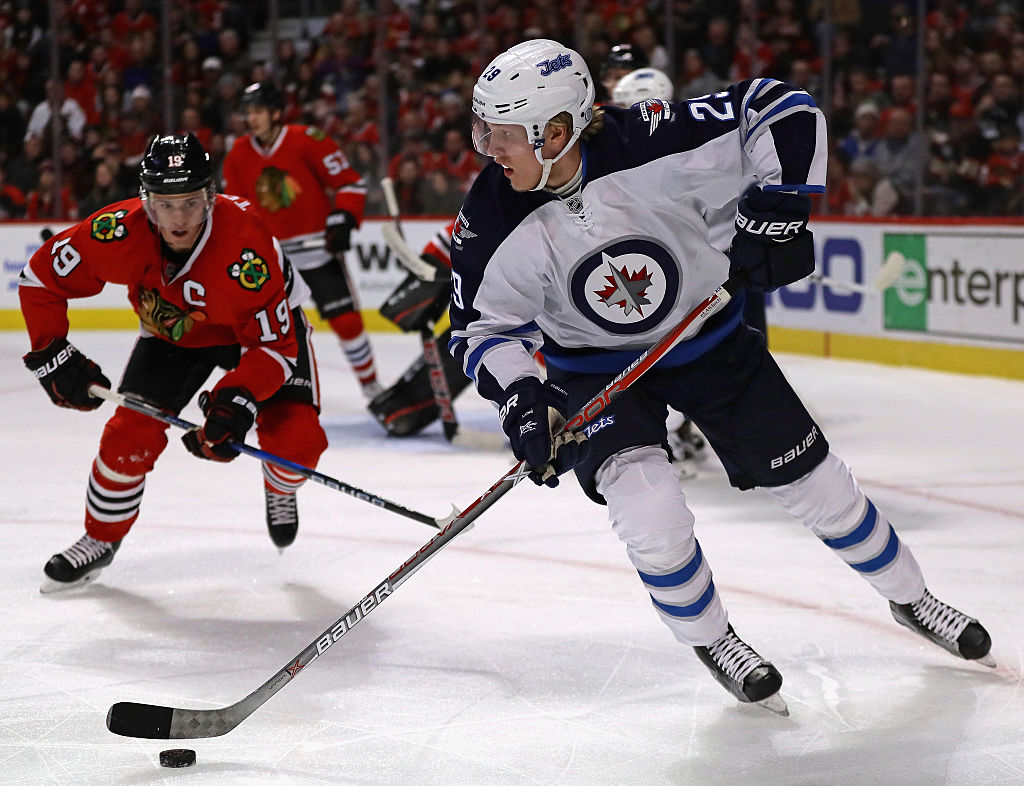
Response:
[329,313,378,388]
[84,456,146,543]
[262,461,305,495]
[764,451,926,603]
[597,445,728,646]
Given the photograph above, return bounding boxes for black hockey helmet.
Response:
[139,132,213,196]
[601,44,648,77]
[241,80,285,111]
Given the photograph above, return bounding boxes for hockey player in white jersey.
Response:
[449,39,993,714]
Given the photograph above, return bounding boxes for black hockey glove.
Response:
[499,377,589,488]
[325,209,356,254]
[181,387,257,462]
[23,337,110,411]
[727,185,815,293]
[379,257,451,333]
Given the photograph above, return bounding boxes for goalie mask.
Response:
[471,39,595,191]
[612,68,675,107]
[139,132,216,228]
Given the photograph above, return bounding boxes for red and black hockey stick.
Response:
[104,274,743,740]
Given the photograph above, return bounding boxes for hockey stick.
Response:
[808,250,907,293]
[87,385,443,530]
[379,178,504,451]
[104,274,743,740]
[380,223,440,281]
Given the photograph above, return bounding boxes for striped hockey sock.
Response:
[84,456,145,542]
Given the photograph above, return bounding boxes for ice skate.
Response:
[41,533,121,593]
[890,589,995,667]
[265,487,299,551]
[668,419,706,480]
[694,625,788,715]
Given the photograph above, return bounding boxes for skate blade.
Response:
[973,652,997,668]
[39,568,103,594]
[673,459,698,480]
[755,692,789,716]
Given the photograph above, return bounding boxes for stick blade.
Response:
[107,701,174,739]
[873,250,907,291]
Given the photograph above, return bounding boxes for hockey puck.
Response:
[159,748,196,768]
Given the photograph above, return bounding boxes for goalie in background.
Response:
[368,221,472,436]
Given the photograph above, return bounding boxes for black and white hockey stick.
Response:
[87,386,444,530]
[104,274,743,740]
[379,177,505,451]
[808,250,906,293]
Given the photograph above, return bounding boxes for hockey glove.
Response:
[727,185,815,293]
[499,377,589,488]
[325,209,356,254]
[23,337,110,411]
[379,258,451,333]
[181,387,257,462]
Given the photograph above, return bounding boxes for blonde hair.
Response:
[548,106,605,143]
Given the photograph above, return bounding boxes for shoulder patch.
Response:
[304,127,326,141]
[90,209,129,242]
[227,248,271,291]
[638,99,672,135]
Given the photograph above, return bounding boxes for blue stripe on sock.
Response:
[850,525,900,573]
[649,580,716,618]
[638,544,703,588]
[822,500,877,550]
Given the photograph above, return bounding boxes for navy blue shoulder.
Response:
[586,91,743,180]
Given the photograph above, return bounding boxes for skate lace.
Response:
[266,492,298,527]
[912,591,971,643]
[707,631,763,683]
[61,535,110,568]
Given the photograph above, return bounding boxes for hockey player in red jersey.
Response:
[222,80,381,399]
[20,133,328,592]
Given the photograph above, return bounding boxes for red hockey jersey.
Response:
[221,125,366,242]
[19,195,298,402]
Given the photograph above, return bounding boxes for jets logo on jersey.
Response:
[255,166,301,211]
[638,99,672,135]
[228,249,271,291]
[90,209,129,242]
[596,263,652,316]
[569,238,680,334]
[452,210,477,247]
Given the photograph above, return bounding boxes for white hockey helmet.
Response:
[471,39,595,190]
[612,68,675,107]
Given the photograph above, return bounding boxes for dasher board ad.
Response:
[766,221,1024,349]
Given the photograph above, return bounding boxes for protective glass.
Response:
[470,116,538,158]
[142,188,214,228]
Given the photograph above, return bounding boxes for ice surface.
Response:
[2,331,1022,785]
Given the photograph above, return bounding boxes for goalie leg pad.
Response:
[763,451,926,604]
[368,330,471,436]
[597,445,728,646]
[379,271,450,332]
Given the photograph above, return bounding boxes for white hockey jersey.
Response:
[449,78,827,403]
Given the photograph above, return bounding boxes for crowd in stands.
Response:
[0,0,1021,222]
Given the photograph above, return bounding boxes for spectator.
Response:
[677,48,724,100]
[393,154,427,215]
[0,89,27,165]
[436,128,481,191]
[64,59,98,126]
[77,160,122,217]
[846,157,902,216]
[978,125,1024,214]
[0,167,26,219]
[6,134,46,195]
[25,80,87,143]
[975,72,1022,142]
[840,102,883,163]
[874,106,929,205]
[423,170,465,214]
[25,160,78,221]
